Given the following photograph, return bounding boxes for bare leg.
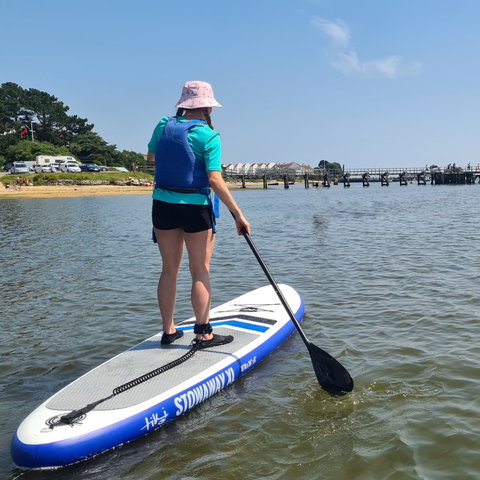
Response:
[155,228,185,334]
[184,229,215,340]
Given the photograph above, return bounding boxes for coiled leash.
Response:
[49,340,201,428]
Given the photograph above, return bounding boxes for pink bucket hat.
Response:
[175,81,222,109]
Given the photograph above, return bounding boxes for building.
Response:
[274,162,313,174]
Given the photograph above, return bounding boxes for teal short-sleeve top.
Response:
[148,116,222,205]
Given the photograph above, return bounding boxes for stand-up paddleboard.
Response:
[12,284,304,469]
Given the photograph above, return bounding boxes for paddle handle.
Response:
[239,227,310,346]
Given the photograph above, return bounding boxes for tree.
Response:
[0,82,23,134]
[0,82,144,168]
[64,114,94,137]
[111,150,146,169]
[19,88,93,145]
[0,133,20,159]
[4,141,72,164]
[0,82,95,146]
[317,160,343,175]
[72,131,116,161]
[18,88,68,143]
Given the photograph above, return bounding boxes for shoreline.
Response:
[0,182,266,199]
[0,185,154,199]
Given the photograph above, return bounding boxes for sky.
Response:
[1,0,479,169]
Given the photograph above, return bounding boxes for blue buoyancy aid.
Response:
[154,117,210,192]
[151,116,220,242]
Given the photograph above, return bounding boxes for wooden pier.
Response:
[221,166,480,189]
[138,165,480,189]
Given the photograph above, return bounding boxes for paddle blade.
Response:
[307,342,354,395]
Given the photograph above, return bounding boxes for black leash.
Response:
[49,343,199,428]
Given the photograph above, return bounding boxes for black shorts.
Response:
[152,200,214,233]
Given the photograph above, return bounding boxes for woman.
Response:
[147,81,250,349]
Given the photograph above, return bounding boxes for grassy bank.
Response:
[1,171,154,187]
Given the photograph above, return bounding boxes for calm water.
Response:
[1,183,480,480]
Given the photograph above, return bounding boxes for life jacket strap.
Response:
[155,185,211,195]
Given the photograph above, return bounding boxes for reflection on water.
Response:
[1,184,480,479]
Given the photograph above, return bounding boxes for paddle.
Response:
[236,223,354,394]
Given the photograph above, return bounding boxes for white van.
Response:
[35,155,56,165]
[35,155,80,166]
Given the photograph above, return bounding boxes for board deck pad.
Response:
[11,284,305,469]
[47,324,262,411]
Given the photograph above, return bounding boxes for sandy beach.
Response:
[0,182,263,199]
[0,184,154,199]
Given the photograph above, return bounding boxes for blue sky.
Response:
[1,0,479,168]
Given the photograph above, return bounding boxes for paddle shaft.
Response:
[234,218,353,393]
[239,227,311,346]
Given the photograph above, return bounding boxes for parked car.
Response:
[34,164,51,173]
[60,163,81,173]
[80,163,101,172]
[5,163,12,172]
[98,166,109,172]
[11,163,30,174]
[35,164,59,173]
[54,159,81,168]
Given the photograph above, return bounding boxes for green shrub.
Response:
[1,171,154,187]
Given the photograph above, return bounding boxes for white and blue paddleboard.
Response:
[12,284,304,469]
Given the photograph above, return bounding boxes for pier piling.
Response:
[417,171,426,185]
[381,172,390,187]
[362,173,370,187]
[323,173,330,188]
[466,173,476,185]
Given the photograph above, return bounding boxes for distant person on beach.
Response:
[22,177,30,186]
[147,80,250,349]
